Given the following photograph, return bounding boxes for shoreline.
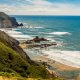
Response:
[32,55,80,71]
[0,28,80,79]
[25,50,80,79]
[1,28,80,70]
[19,43,80,70]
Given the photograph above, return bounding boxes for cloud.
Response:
[0,0,80,15]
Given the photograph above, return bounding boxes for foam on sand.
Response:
[42,49,80,68]
[48,32,71,35]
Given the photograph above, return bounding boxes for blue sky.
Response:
[0,0,80,15]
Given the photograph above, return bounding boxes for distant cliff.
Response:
[0,12,22,28]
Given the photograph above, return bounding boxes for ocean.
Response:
[11,15,80,68]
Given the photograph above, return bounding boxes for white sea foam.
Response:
[0,28,33,40]
[47,38,56,42]
[10,34,32,39]
[41,49,80,68]
[6,31,22,35]
[22,25,43,29]
[48,32,71,35]
[34,26,43,29]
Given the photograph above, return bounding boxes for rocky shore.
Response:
[0,12,80,80]
[19,36,80,80]
[20,36,57,49]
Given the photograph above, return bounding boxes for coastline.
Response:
[1,28,80,70]
[32,55,80,71]
[1,28,80,79]
[24,47,80,79]
[19,42,80,70]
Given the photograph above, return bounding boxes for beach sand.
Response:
[19,42,80,79]
[32,55,80,80]
[33,55,80,71]
[19,43,80,71]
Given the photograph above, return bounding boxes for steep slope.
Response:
[0,12,62,79]
[0,30,54,79]
[0,12,19,28]
[0,30,32,64]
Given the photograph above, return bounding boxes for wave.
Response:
[6,31,22,35]
[21,25,43,29]
[0,28,33,40]
[41,49,80,68]
[34,26,43,29]
[10,34,32,39]
[48,32,71,35]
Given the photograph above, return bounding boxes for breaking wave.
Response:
[48,32,71,35]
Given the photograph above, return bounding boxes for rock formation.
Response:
[0,30,32,64]
[0,30,53,79]
[0,12,23,28]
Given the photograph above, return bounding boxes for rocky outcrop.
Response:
[0,12,23,28]
[0,30,53,79]
[25,36,57,48]
[26,36,48,43]
[0,30,32,64]
[10,17,19,27]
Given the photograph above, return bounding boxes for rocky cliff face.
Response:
[0,30,52,79]
[0,12,19,28]
[0,30,33,64]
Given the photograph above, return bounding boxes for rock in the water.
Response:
[10,17,19,27]
[32,36,48,43]
[19,23,24,26]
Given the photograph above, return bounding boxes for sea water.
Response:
[10,16,80,68]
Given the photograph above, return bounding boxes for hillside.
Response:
[0,12,19,28]
[0,30,62,80]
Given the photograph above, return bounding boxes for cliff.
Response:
[0,12,61,80]
[0,12,20,28]
[0,30,56,79]
[0,30,33,64]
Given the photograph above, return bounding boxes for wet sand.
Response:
[19,42,80,79]
[19,42,80,71]
[33,55,80,71]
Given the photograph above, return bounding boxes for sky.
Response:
[0,0,80,15]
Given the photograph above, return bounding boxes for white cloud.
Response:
[0,0,80,15]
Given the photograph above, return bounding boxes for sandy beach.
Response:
[33,55,80,71]
[31,54,80,79]
[19,42,80,80]
[19,43,80,71]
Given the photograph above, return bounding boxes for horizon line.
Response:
[10,15,80,16]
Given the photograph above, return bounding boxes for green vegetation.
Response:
[0,30,62,80]
[0,42,50,78]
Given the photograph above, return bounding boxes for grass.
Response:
[0,42,52,79]
[0,31,62,80]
